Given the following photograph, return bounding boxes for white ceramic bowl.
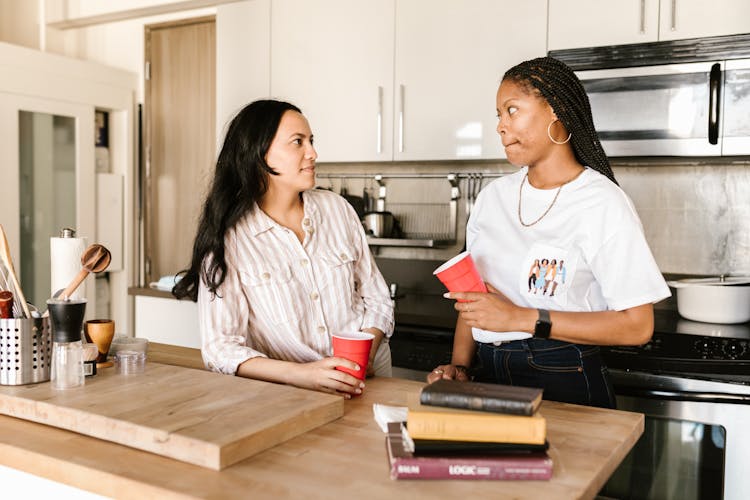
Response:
[667,277,750,324]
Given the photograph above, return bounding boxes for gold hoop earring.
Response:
[547,119,571,145]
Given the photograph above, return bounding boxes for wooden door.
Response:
[145,16,215,284]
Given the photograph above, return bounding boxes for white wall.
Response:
[0,0,39,49]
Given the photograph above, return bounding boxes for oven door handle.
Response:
[617,386,750,405]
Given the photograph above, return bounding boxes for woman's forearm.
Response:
[450,317,477,366]
[361,327,385,363]
[506,303,654,346]
[235,357,298,384]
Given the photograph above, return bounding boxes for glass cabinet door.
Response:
[18,111,77,309]
[0,93,96,315]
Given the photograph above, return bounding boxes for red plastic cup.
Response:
[332,331,374,381]
[433,251,487,302]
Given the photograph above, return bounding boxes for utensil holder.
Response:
[0,317,52,385]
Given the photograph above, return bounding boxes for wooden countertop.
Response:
[0,343,644,499]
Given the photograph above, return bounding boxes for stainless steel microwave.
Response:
[550,34,750,157]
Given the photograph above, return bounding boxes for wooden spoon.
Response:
[59,244,112,300]
[0,224,31,318]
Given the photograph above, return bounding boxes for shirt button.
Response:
[317,326,326,334]
[262,272,271,280]
[300,259,309,266]
[302,218,311,226]
[307,227,315,235]
[310,291,319,301]
[339,253,347,260]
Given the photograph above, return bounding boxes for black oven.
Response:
[599,308,750,500]
[376,258,457,381]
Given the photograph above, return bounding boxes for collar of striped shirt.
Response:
[245,190,323,236]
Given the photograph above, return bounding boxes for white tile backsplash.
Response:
[318,160,750,276]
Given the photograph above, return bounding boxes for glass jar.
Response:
[51,340,84,389]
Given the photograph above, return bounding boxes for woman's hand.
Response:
[446,283,529,333]
[286,357,365,399]
[426,364,470,384]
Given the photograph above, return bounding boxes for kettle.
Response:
[362,211,395,238]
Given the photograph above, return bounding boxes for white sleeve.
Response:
[588,194,671,311]
[199,246,267,375]
[345,202,394,337]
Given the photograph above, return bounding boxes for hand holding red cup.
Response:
[433,251,487,301]
[332,331,374,381]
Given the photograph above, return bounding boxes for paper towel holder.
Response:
[60,227,76,238]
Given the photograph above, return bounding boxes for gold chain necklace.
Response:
[517,172,566,227]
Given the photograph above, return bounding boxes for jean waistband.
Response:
[480,338,601,353]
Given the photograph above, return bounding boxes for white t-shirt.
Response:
[467,166,671,344]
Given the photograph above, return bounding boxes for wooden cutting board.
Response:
[0,362,343,470]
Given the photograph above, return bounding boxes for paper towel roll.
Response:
[50,236,87,299]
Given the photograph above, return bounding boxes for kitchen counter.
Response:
[0,343,644,499]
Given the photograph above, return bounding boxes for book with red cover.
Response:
[420,379,543,416]
[386,423,553,480]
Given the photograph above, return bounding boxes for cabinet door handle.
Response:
[398,84,405,153]
[671,0,677,31]
[639,0,646,34]
[708,63,721,145]
[377,86,383,154]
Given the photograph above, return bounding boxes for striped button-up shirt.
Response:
[199,188,394,375]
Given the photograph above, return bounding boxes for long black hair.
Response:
[503,56,617,185]
[172,99,301,301]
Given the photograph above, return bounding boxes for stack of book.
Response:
[386,379,552,480]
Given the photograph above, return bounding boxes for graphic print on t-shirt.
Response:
[520,243,576,307]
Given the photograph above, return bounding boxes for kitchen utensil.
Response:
[340,182,365,218]
[363,211,395,238]
[0,316,52,385]
[0,290,13,319]
[0,224,30,318]
[667,276,750,324]
[58,244,112,300]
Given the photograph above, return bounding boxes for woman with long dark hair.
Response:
[174,100,393,398]
[428,57,670,408]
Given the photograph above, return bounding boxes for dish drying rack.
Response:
[316,172,504,248]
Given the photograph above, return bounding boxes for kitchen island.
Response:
[0,343,643,499]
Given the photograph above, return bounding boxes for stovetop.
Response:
[601,308,750,377]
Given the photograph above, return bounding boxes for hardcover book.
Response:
[386,423,553,480]
[420,379,543,416]
[406,408,547,444]
[413,438,549,456]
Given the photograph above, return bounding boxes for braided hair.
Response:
[503,56,617,185]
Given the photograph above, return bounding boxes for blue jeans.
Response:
[474,339,616,409]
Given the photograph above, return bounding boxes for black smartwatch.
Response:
[534,309,552,339]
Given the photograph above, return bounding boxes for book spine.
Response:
[407,412,546,444]
[391,457,552,480]
[420,392,532,416]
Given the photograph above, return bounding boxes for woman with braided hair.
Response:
[428,57,669,408]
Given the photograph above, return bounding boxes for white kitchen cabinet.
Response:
[657,0,750,41]
[271,0,547,162]
[394,0,547,161]
[548,0,660,50]
[549,0,750,50]
[271,0,395,162]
